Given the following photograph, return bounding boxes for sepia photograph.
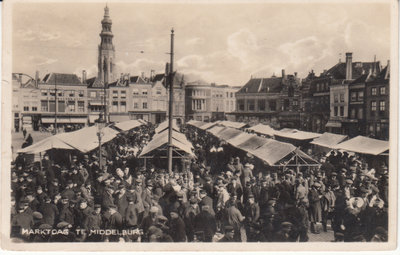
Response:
[1,0,398,251]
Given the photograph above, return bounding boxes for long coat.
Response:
[169,217,187,242]
[308,188,322,223]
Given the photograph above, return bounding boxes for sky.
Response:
[12,1,391,86]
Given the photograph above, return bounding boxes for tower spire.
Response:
[98,4,115,85]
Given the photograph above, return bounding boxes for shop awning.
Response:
[333,136,389,155]
[311,132,348,149]
[326,121,342,128]
[226,132,257,147]
[110,115,131,123]
[207,126,226,136]
[236,136,268,152]
[199,121,219,130]
[114,120,144,131]
[274,128,322,141]
[248,124,276,136]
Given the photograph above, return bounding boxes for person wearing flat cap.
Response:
[218,225,235,242]
[39,196,59,227]
[274,222,293,242]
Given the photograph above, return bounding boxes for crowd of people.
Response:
[11,123,389,242]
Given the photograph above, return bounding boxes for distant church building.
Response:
[98,4,116,84]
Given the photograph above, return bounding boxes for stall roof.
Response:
[186,120,206,128]
[333,136,389,155]
[310,132,348,149]
[207,126,227,136]
[155,119,180,133]
[199,121,219,130]
[57,126,119,153]
[236,136,269,152]
[249,139,296,165]
[218,120,248,129]
[114,120,144,131]
[248,124,276,136]
[215,128,243,141]
[18,135,75,154]
[274,128,322,141]
[226,132,257,147]
[139,130,194,157]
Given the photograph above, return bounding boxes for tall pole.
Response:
[168,28,174,174]
[104,82,107,124]
[54,74,57,134]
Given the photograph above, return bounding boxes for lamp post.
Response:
[96,113,106,171]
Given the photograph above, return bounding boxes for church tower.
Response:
[98,4,116,85]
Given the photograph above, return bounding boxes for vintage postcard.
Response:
[1,0,398,252]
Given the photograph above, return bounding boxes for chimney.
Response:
[82,70,87,84]
[35,71,39,87]
[150,70,155,81]
[294,72,297,78]
[345,52,353,80]
[384,60,390,80]
[281,69,286,78]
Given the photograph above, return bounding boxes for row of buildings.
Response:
[234,52,390,140]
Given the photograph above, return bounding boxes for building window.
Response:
[358,91,364,101]
[196,116,202,121]
[49,90,56,97]
[112,90,118,98]
[371,101,377,111]
[316,84,320,92]
[156,89,162,95]
[134,103,138,109]
[258,99,266,111]
[120,101,126,112]
[90,91,96,98]
[340,94,344,102]
[371,87,377,96]
[143,102,148,109]
[133,89,139,95]
[41,101,48,112]
[77,101,85,112]
[351,92,357,102]
[49,101,56,112]
[41,90,48,96]
[142,90,148,95]
[68,91,75,97]
[78,91,84,97]
[31,107,37,112]
[23,106,29,111]
[57,91,64,97]
[230,92,233,98]
[358,108,363,119]
[248,99,255,111]
[376,123,381,132]
[293,99,298,106]
[379,101,386,111]
[334,107,338,116]
[340,106,344,116]
[269,100,277,111]
[238,100,245,111]
[380,87,386,95]
[68,101,75,112]
[112,101,118,112]
[58,101,66,112]
[351,108,356,119]
[334,94,338,103]
[120,90,126,99]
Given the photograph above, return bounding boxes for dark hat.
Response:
[17,204,25,210]
[79,199,87,204]
[127,196,135,202]
[146,181,153,187]
[267,199,276,205]
[44,197,51,202]
[33,212,43,219]
[61,194,69,200]
[248,194,255,199]
[281,222,293,228]
[157,215,168,222]
[25,190,34,196]
[169,207,178,214]
[57,221,71,228]
[118,184,125,189]
[224,225,234,232]
[199,189,207,195]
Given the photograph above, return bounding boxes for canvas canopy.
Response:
[311,132,348,149]
[18,125,119,154]
[218,120,248,129]
[236,136,269,152]
[18,135,75,154]
[248,124,276,136]
[114,120,144,131]
[226,132,257,147]
[333,136,389,155]
[215,127,243,141]
[139,129,194,157]
[207,126,226,136]
[198,121,219,130]
[186,120,205,128]
[274,128,322,141]
[248,139,296,165]
[57,125,119,153]
[155,120,180,133]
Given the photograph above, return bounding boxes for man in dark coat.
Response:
[218,225,235,242]
[194,205,217,242]
[115,184,129,219]
[199,189,215,216]
[125,195,140,228]
[169,209,186,242]
[308,183,322,234]
[59,198,75,226]
[39,197,59,227]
